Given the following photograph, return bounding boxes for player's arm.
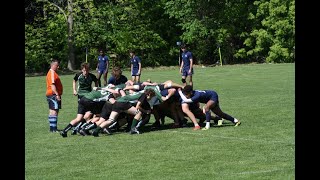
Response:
[135,94,151,114]
[96,60,99,70]
[51,83,61,101]
[142,81,158,86]
[181,103,197,124]
[179,61,184,73]
[73,74,79,96]
[105,57,109,70]
[189,58,193,72]
[72,80,77,96]
[138,61,141,75]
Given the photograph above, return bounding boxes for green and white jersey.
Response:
[83,89,112,102]
[116,91,143,103]
[74,72,97,96]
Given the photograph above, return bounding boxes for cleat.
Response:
[79,129,88,136]
[102,128,112,135]
[92,130,99,137]
[201,127,210,131]
[234,121,241,127]
[60,131,67,138]
[217,119,224,126]
[192,125,201,130]
[71,130,77,135]
[130,127,140,134]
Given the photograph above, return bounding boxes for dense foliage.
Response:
[25,0,295,73]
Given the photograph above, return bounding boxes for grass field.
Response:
[25,63,295,180]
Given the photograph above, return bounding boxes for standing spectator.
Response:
[179,44,194,87]
[108,66,128,85]
[45,59,63,132]
[129,50,141,83]
[96,49,109,87]
[73,62,98,101]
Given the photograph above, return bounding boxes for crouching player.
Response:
[59,85,120,137]
[91,88,157,136]
[178,85,240,130]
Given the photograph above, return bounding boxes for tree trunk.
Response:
[67,0,75,70]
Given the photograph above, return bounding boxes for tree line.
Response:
[25,0,295,73]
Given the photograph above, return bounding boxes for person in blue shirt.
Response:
[178,85,241,130]
[179,44,194,87]
[96,49,109,87]
[129,50,142,83]
[107,66,128,85]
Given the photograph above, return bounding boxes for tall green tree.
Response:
[235,0,295,63]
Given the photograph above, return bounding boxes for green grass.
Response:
[25,63,295,180]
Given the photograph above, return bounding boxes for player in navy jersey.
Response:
[107,66,128,85]
[129,50,142,83]
[179,44,194,87]
[96,49,109,87]
[178,85,241,130]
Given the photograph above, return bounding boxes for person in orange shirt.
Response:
[46,59,63,132]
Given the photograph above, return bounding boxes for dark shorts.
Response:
[181,68,194,77]
[97,69,108,74]
[46,95,61,110]
[112,102,133,113]
[100,102,113,119]
[78,97,105,115]
[131,69,140,76]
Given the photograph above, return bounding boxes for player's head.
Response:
[129,50,135,57]
[144,88,156,100]
[182,85,193,97]
[99,49,105,55]
[81,62,90,75]
[180,44,187,52]
[112,66,122,79]
[50,59,60,70]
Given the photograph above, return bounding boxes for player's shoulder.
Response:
[88,72,96,77]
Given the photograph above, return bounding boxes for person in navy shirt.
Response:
[96,49,109,87]
[129,50,142,83]
[178,85,241,130]
[107,66,128,85]
[179,44,194,87]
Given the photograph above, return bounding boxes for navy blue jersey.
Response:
[97,55,109,70]
[130,56,141,70]
[108,75,128,85]
[179,90,219,104]
[181,51,193,69]
[189,90,218,104]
